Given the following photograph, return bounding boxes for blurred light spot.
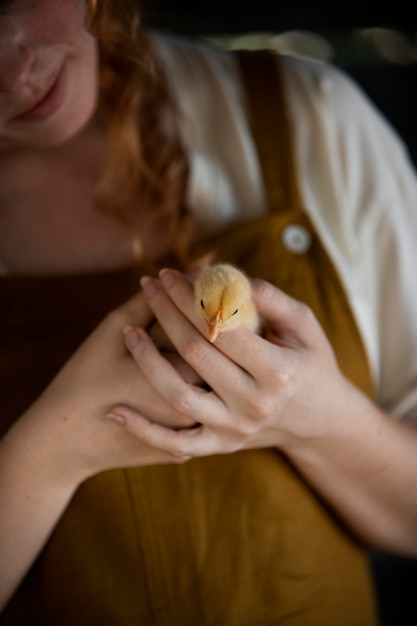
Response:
[270,30,334,62]
[356,28,417,64]
[207,30,334,62]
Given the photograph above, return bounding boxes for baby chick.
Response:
[195,263,260,342]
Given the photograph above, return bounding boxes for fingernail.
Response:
[158,268,175,289]
[140,275,151,287]
[140,275,158,298]
[106,413,126,426]
[184,268,201,283]
[124,327,141,350]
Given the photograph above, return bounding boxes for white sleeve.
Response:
[282,56,417,424]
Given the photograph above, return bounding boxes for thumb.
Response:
[119,289,155,328]
[251,279,326,350]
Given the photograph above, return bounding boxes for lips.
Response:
[13,64,66,122]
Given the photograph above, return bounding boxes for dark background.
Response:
[140,1,417,168]
[140,1,415,35]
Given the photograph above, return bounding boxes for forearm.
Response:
[284,386,417,556]
[0,417,79,612]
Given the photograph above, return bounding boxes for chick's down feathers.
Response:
[194,263,260,342]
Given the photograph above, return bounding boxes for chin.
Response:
[2,100,98,150]
[42,106,97,147]
[31,92,98,148]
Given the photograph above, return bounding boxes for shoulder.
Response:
[152,32,408,156]
[150,31,237,102]
[280,54,413,209]
[278,52,413,235]
[149,32,270,228]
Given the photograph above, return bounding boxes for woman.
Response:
[0,0,416,623]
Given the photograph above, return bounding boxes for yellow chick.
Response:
[194,263,260,342]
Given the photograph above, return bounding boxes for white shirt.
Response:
[154,32,417,425]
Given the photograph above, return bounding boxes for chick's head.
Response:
[194,263,253,342]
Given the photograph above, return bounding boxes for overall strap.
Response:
[234,49,375,400]
[235,49,302,213]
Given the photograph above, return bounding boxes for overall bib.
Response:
[0,52,377,625]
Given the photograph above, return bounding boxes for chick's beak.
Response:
[206,309,223,342]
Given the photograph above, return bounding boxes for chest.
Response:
[0,143,135,275]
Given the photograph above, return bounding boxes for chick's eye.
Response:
[232,309,239,316]
[200,299,205,309]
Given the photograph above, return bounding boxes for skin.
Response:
[112,270,417,557]
[0,291,200,610]
[1,0,417,616]
[0,0,98,149]
[0,0,196,610]
[0,0,133,276]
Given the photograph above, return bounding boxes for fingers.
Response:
[151,269,284,379]
[112,273,339,464]
[134,270,332,435]
[109,405,231,459]
[140,272,205,340]
[140,271,253,398]
[251,279,329,351]
[163,352,206,387]
[110,289,155,331]
[123,325,227,426]
[109,407,194,461]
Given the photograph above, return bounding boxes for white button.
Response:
[281,224,312,254]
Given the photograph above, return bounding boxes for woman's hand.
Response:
[5,289,202,490]
[112,271,417,556]
[0,287,205,610]
[110,269,355,458]
[0,287,198,610]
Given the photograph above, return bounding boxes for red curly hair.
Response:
[87,0,193,269]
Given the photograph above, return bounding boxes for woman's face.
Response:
[0,0,99,149]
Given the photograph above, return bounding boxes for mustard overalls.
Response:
[0,51,378,625]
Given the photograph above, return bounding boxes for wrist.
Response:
[280,379,380,457]
[0,416,81,611]
[2,407,87,494]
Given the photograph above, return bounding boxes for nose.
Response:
[0,43,36,92]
